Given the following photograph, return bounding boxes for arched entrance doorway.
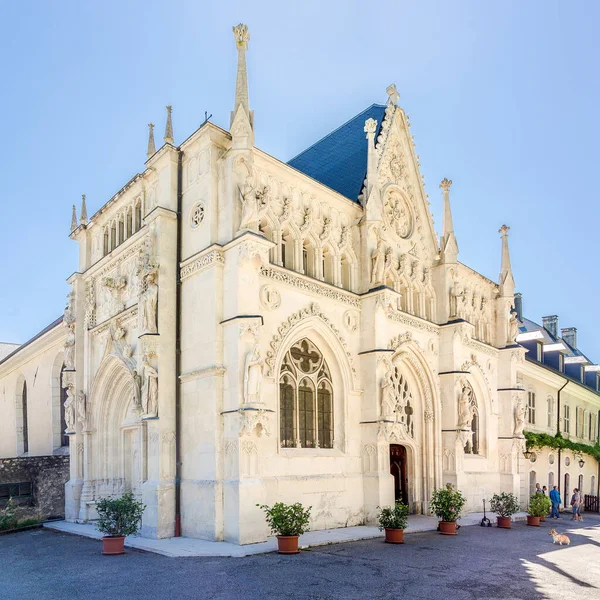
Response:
[390,444,408,505]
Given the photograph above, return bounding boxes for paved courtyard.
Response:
[2,515,599,600]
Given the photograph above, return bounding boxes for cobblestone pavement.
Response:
[2,515,599,600]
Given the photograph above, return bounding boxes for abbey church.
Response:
[1,25,599,544]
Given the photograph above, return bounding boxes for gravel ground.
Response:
[2,515,599,600]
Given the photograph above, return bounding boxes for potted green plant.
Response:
[490,492,520,529]
[527,494,551,527]
[377,501,409,543]
[430,483,466,535]
[257,502,311,554]
[96,492,146,555]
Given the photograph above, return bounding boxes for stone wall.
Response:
[0,455,69,520]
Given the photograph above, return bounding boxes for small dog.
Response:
[549,528,570,546]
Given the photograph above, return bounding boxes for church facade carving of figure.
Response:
[64,388,76,432]
[457,385,474,429]
[63,324,76,370]
[513,397,526,437]
[508,310,519,344]
[141,355,159,417]
[239,178,258,231]
[380,363,396,418]
[370,234,386,288]
[76,391,87,426]
[243,344,263,404]
[141,271,159,334]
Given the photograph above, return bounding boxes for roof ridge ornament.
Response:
[439,178,458,263]
[498,224,515,296]
[386,83,400,106]
[164,106,174,145]
[147,123,156,158]
[230,23,253,135]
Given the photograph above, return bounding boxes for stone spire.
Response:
[439,178,458,263]
[364,118,378,196]
[230,24,254,147]
[164,105,174,145]
[70,204,78,231]
[147,123,156,158]
[80,194,88,226]
[498,224,515,296]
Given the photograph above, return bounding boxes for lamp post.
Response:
[578,458,585,469]
[523,449,532,460]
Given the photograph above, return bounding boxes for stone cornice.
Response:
[180,245,225,281]
[259,264,360,308]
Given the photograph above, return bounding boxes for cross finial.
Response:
[233,23,250,48]
[364,118,377,137]
[440,178,452,191]
[147,123,156,158]
[499,224,510,237]
[386,83,400,106]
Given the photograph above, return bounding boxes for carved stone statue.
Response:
[76,391,87,426]
[239,178,258,231]
[132,369,143,411]
[380,363,396,418]
[64,388,76,432]
[508,310,519,344]
[63,324,76,370]
[514,397,526,437]
[243,344,263,404]
[457,385,474,429]
[370,233,386,288]
[141,355,159,417]
[449,281,459,318]
[63,291,76,325]
[141,271,159,334]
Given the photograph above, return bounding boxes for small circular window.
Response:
[565,456,571,467]
[190,202,205,228]
[549,454,555,465]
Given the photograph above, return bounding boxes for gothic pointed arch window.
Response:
[390,365,415,438]
[279,338,334,449]
[462,383,480,455]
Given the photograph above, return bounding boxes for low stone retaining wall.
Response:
[0,455,69,520]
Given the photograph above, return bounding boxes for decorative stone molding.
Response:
[238,240,269,265]
[239,408,271,437]
[180,249,225,281]
[361,444,377,473]
[384,310,439,335]
[179,365,226,383]
[84,280,96,328]
[259,285,281,310]
[259,266,360,308]
[265,303,356,379]
[378,420,413,443]
[343,310,359,333]
[190,202,205,229]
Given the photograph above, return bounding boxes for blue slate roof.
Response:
[287,104,387,202]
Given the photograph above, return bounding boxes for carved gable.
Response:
[372,103,439,265]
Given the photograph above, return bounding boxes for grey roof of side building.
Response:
[0,316,63,368]
[287,104,387,203]
[519,316,599,395]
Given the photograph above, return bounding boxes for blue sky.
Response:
[1,1,598,358]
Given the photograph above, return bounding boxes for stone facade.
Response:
[0,456,69,519]
[0,25,598,545]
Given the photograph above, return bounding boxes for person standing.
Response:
[549,486,561,519]
[571,488,581,521]
[535,483,543,495]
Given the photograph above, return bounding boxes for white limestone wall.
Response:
[0,325,66,458]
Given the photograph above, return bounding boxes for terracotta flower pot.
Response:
[527,516,540,527]
[439,521,457,535]
[277,535,300,554]
[102,536,125,555]
[384,528,404,544]
[540,516,546,522]
[497,516,511,529]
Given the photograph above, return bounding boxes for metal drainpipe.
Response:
[556,379,569,506]
[174,147,183,537]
